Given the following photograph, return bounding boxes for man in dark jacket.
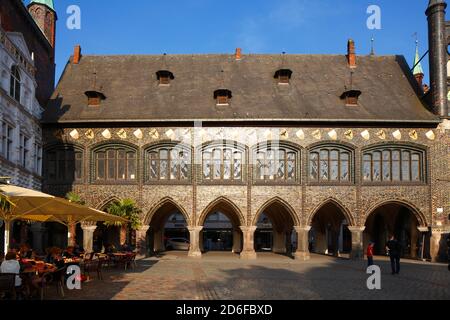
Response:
[386,235,401,275]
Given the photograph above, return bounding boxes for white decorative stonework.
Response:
[165,129,175,139]
[69,129,79,140]
[133,129,143,139]
[85,129,95,139]
[102,129,112,139]
[392,130,402,140]
[361,130,370,140]
[264,129,273,140]
[117,129,127,139]
[296,129,305,140]
[425,130,435,140]
[328,129,337,140]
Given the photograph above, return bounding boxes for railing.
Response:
[0,26,36,77]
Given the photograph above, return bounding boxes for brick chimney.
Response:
[426,0,448,117]
[347,39,356,68]
[235,48,242,60]
[73,45,81,64]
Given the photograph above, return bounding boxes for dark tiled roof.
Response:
[43,54,439,124]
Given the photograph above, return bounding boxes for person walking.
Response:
[386,235,401,275]
[367,241,375,267]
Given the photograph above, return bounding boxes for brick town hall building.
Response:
[39,1,449,261]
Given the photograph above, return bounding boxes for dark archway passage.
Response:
[147,201,189,254]
[364,203,425,259]
[254,201,296,255]
[199,200,243,254]
[310,202,352,256]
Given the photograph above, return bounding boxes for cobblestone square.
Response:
[46,253,450,300]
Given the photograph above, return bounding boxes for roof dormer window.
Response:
[214,89,232,105]
[274,69,292,84]
[156,70,174,86]
[340,90,361,106]
[85,90,106,107]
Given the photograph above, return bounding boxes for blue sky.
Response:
[49,0,432,83]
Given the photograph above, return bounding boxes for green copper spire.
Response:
[413,41,424,76]
[29,0,54,11]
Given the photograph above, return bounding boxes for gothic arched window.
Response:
[10,65,21,102]
[362,146,426,183]
[309,145,353,183]
[254,143,299,182]
[202,142,244,182]
[45,146,83,183]
[145,143,191,182]
[93,145,137,182]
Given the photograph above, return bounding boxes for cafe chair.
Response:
[0,273,16,300]
[38,268,66,300]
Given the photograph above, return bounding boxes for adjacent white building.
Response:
[0,26,43,189]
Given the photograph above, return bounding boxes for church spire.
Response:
[413,40,425,89]
[29,0,55,11]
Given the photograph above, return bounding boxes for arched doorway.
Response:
[364,202,426,259]
[310,201,352,256]
[146,200,189,254]
[93,200,121,252]
[199,198,243,254]
[254,199,297,255]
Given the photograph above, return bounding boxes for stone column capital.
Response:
[294,226,312,233]
[417,226,429,233]
[138,225,150,233]
[240,226,257,233]
[347,226,366,233]
[81,221,97,228]
[188,226,203,233]
[81,225,97,232]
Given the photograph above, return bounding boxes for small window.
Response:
[85,91,106,106]
[274,69,293,84]
[156,70,174,85]
[214,89,232,105]
[340,90,361,106]
[10,65,21,102]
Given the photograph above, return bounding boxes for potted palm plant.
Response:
[105,199,141,248]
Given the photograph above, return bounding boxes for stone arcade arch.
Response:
[144,198,190,255]
[364,200,428,259]
[194,197,245,256]
[253,198,300,256]
[308,199,354,257]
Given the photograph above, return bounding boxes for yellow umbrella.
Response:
[0,184,128,251]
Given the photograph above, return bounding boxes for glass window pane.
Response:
[96,152,105,180]
[180,151,189,180]
[402,151,411,181]
[223,159,231,180]
[233,152,242,180]
[363,154,371,181]
[382,151,391,181]
[127,152,136,180]
[330,150,339,160]
[118,155,126,180]
[203,152,211,179]
[373,151,381,181]
[287,152,296,180]
[392,151,400,181]
[170,150,179,180]
[411,154,420,181]
[320,150,329,181]
[267,150,275,179]
[310,152,319,181]
[256,152,265,180]
[150,152,158,180]
[340,159,349,181]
